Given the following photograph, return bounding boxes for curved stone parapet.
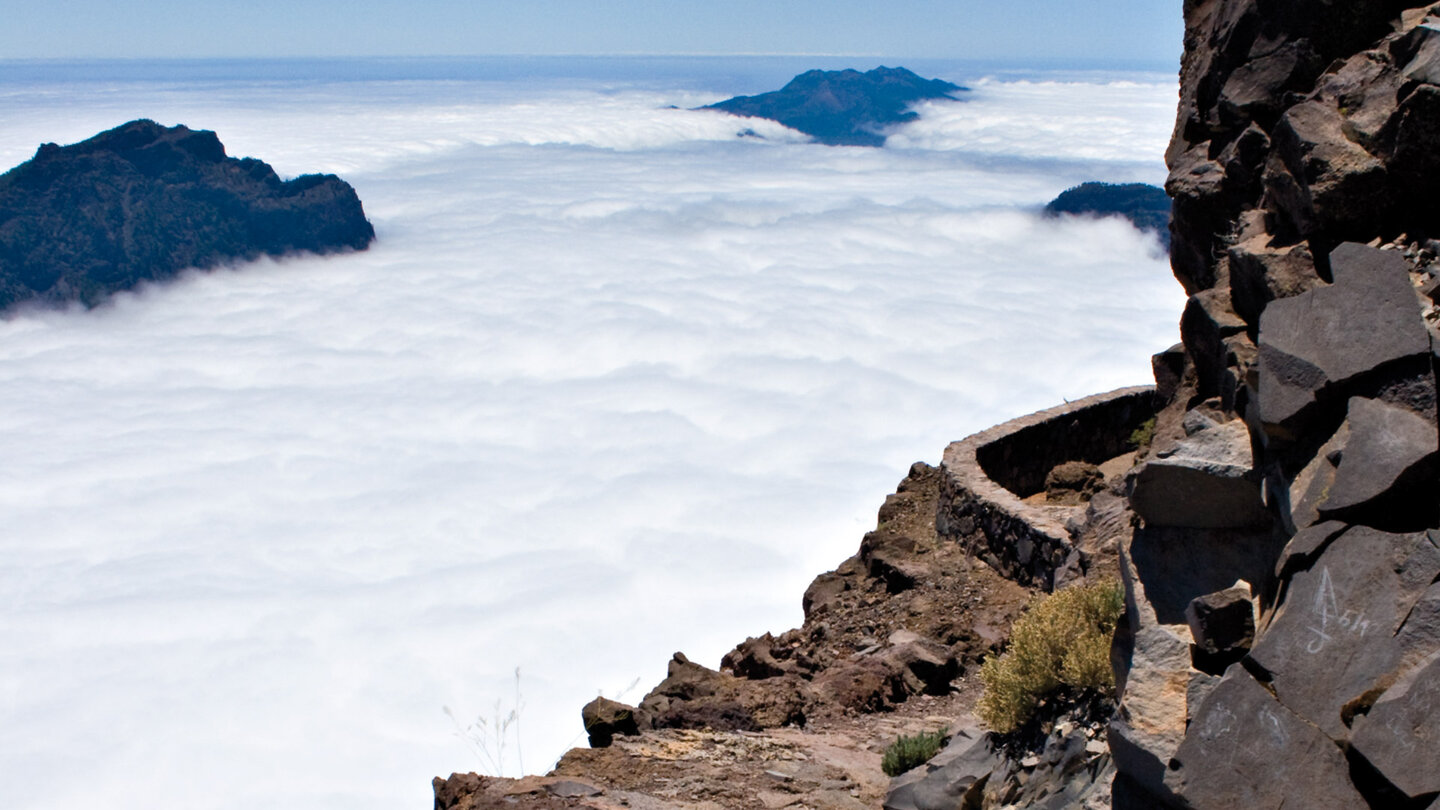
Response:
[937,386,1159,590]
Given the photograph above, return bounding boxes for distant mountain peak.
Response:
[0,119,375,310]
[704,66,967,147]
[1044,182,1172,247]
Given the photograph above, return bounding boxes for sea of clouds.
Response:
[0,60,1184,810]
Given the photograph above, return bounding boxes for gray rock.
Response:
[581,696,640,747]
[1180,408,1220,437]
[1185,585,1256,673]
[1393,82,1440,196]
[881,639,959,697]
[1166,667,1367,809]
[1264,102,1389,240]
[1180,290,1248,402]
[1317,45,1404,147]
[433,772,486,810]
[546,780,603,798]
[638,651,807,732]
[1350,651,1440,800]
[1247,527,1440,741]
[1397,578,1440,669]
[1273,520,1347,581]
[1187,670,1222,726]
[1421,273,1440,303]
[724,635,782,680]
[890,724,1112,810]
[1219,40,1310,122]
[803,570,851,619]
[1152,344,1187,404]
[1108,624,1191,803]
[1010,730,1112,810]
[1256,243,1429,437]
[1044,461,1104,505]
[1129,419,1268,529]
[1284,424,1349,533]
[1317,397,1439,529]
[865,546,929,594]
[1227,224,1323,325]
[1396,20,1440,85]
[1125,523,1284,627]
[883,729,1001,810]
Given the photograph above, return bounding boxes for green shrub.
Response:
[1128,416,1157,451]
[881,728,949,776]
[977,581,1124,733]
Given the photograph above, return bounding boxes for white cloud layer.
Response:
[887,76,1178,163]
[0,66,1184,810]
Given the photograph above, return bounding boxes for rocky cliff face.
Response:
[0,119,375,309]
[1110,3,1440,808]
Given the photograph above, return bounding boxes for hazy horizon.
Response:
[2,1,1182,62]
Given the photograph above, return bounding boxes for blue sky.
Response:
[5,0,1182,64]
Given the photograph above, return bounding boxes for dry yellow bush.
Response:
[977,580,1124,733]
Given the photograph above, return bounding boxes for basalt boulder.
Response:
[1349,650,1440,801]
[1255,243,1431,441]
[1185,584,1257,674]
[1165,668,1368,809]
[1315,397,1440,530]
[1128,417,1267,529]
[580,697,640,748]
[1246,527,1440,743]
[638,652,808,732]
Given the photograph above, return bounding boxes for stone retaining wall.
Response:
[936,386,1159,590]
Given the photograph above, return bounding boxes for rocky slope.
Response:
[436,4,1440,808]
[434,461,1058,809]
[0,119,374,310]
[436,398,1147,809]
[704,67,965,147]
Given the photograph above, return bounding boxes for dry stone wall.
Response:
[936,386,1157,591]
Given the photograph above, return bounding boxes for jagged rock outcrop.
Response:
[626,462,1025,734]
[1128,414,1267,529]
[1109,3,1440,807]
[704,67,966,147]
[581,697,640,748]
[0,119,375,309]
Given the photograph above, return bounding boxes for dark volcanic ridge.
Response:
[704,66,967,147]
[1043,182,1172,247]
[0,119,375,311]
